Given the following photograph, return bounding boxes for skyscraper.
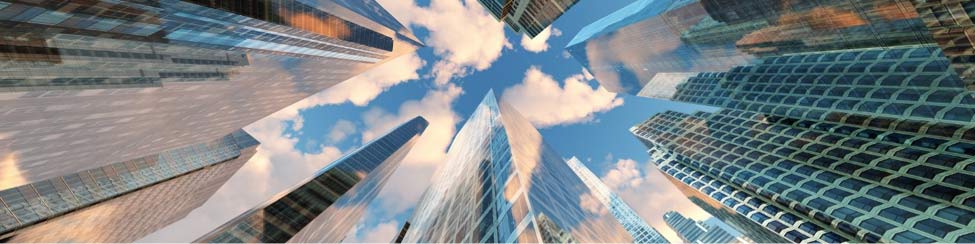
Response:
[401,91,632,243]
[0,130,259,242]
[567,0,975,95]
[0,0,422,187]
[477,0,580,38]
[196,117,428,243]
[629,41,975,243]
[565,157,670,243]
[663,211,742,244]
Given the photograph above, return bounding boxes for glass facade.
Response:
[196,117,428,243]
[0,0,421,190]
[664,211,742,244]
[477,0,580,38]
[631,46,975,243]
[401,91,632,243]
[567,0,975,95]
[614,0,975,243]
[0,130,259,242]
[565,157,670,243]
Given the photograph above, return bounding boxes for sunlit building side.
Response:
[0,0,422,188]
[0,130,259,242]
[196,117,428,243]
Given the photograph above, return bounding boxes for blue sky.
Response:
[142,0,718,242]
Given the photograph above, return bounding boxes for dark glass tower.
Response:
[0,130,259,242]
[196,117,428,243]
[476,0,580,38]
[567,0,975,95]
[401,91,633,243]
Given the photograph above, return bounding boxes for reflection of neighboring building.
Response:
[568,0,975,96]
[0,130,259,242]
[477,0,580,38]
[196,117,427,243]
[401,91,632,243]
[0,0,422,190]
[566,157,670,243]
[664,211,744,244]
[630,44,975,242]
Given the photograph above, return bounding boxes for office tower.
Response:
[567,0,975,95]
[0,0,422,187]
[197,117,428,243]
[0,130,259,242]
[630,40,975,243]
[392,221,411,243]
[663,211,742,244]
[477,0,580,38]
[565,157,670,243]
[401,91,632,243]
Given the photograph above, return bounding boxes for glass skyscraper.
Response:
[476,0,580,38]
[565,157,670,243]
[663,211,743,244]
[619,4,975,244]
[567,0,975,95]
[401,91,632,243]
[0,0,422,188]
[196,117,428,243]
[0,130,259,242]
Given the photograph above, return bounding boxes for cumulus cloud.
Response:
[378,0,510,85]
[314,53,425,106]
[595,157,713,243]
[501,66,624,128]
[327,120,357,144]
[521,27,562,53]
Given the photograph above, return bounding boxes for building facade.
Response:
[401,91,632,243]
[567,0,975,95]
[196,117,428,243]
[476,0,579,38]
[565,157,670,243]
[0,0,422,187]
[631,44,975,242]
[663,211,742,244]
[0,130,259,242]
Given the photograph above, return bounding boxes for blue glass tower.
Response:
[565,157,670,243]
[196,117,428,243]
[402,91,633,243]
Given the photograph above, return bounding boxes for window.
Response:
[893,231,935,243]
[899,196,936,212]
[936,206,974,225]
[850,197,880,211]
[861,218,895,234]
[914,219,957,238]
[879,207,915,222]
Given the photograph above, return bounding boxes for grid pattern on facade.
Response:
[633,108,975,243]
[196,118,427,243]
[0,130,257,239]
[476,0,579,38]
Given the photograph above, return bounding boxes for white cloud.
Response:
[601,158,644,190]
[327,120,357,143]
[314,53,425,106]
[378,0,510,85]
[501,66,624,128]
[521,27,562,53]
